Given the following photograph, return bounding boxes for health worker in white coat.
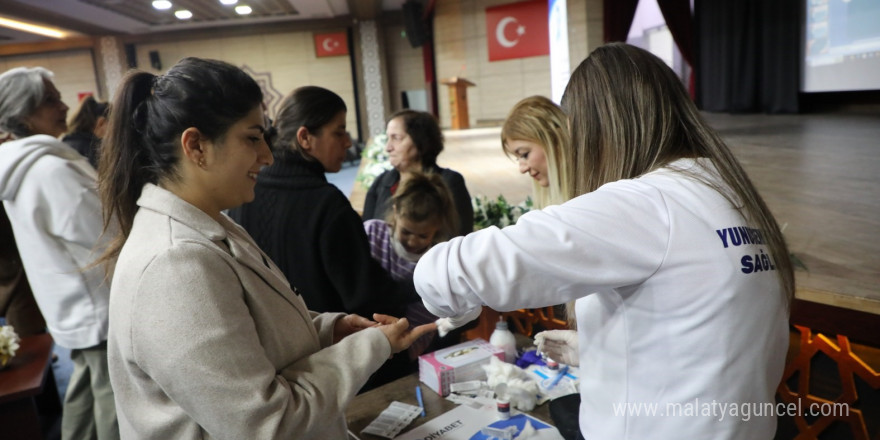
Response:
[413,43,794,440]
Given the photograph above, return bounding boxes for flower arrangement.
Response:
[472,195,533,229]
[0,325,21,368]
[356,133,393,190]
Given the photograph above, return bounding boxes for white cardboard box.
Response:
[394,401,564,440]
[418,338,504,396]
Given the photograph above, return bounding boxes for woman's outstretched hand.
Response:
[333,314,377,344]
[373,313,438,354]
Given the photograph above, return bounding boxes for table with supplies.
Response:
[346,337,578,440]
[346,373,560,439]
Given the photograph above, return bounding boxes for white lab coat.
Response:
[415,158,788,439]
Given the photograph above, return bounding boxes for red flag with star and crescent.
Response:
[314,31,349,57]
[486,0,549,62]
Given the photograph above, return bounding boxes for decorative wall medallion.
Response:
[240,65,283,120]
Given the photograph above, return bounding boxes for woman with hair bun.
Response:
[228,86,419,319]
[229,86,431,389]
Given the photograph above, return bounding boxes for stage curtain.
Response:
[657,0,695,98]
[695,0,800,113]
[603,0,640,42]
[657,0,694,66]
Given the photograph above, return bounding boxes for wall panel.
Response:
[0,49,100,109]
[135,31,356,136]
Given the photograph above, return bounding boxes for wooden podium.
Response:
[441,77,475,130]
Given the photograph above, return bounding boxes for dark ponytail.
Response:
[99,71,155,251]
[273,86,346,160]
[98,57,263,268]
[67,95,109,135]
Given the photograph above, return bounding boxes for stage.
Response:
[423,111,880,315]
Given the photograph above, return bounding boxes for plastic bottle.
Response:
[489,319,517,363]
[496,397,511,420]
[494,383,511,420]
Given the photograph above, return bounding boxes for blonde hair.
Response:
[560,43,794,319]
[386,171,458,244]
[501,96,571,208]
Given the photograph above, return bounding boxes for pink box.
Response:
[418,338,504,396]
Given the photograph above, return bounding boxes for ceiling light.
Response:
[220,0,238,5]
[235,5,252,15]
[152,0,172,10]
[175,9,193,19]
[0,16,67,39]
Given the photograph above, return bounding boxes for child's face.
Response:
[393,216,439,255]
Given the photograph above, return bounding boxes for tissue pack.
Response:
[419,338,504,396]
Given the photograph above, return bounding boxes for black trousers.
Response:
[550,393,586,440]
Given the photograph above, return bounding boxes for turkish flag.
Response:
[314,31,349,57]
[486,0,549,62]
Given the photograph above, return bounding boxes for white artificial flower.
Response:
[356,134,394,190]
[0,325,21,358]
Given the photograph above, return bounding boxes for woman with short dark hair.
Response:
[362,109,474,236]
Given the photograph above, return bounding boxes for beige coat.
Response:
[108,184,390,440]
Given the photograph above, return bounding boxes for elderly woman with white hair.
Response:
[0,67,118,439]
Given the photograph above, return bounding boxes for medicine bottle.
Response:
[489,319,517,363]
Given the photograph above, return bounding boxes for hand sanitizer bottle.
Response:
[489,319,517,363]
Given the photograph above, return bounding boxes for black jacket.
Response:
[228,153,415,316]
[62,131,100,169]
[362,166,474,236]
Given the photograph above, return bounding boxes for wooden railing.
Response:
[776,300,880,439]
[463,300,880,440]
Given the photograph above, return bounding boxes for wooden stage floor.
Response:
[351,112,880,315]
